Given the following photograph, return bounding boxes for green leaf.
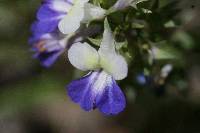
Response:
[172,31,194,50]
[131,0,149,9]
[115,40,128,50]
[150,42,181,60]
[92,0,102,6]
[132,22,145,29]
[164,20,176,28]
[88,37,102,46]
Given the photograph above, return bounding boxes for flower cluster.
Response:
[30,0,136,115]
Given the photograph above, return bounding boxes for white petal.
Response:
[77,0,89,3]
[99,51,128,80]
[92,71,112,95]
[99,19,116,54]
[58,1,85,34]
[83,3,106,22]
[51,0,73,13]
[98,19,128,80]
[68,42,100,71]
[113,0,133,10]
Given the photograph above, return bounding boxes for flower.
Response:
[58,0,106,34]
[33,0,75,34]
[30,0,106,67]
[29,0,76,66]
[30,0,79,66]
[136,73,147,85]
[67,19,128,115]
[110,0,148,11]
[113,0,134,10]
[161,64,173,78]
[30,31,68,67]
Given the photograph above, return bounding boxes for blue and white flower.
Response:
[113,0,134,10]
[111,0,148,11]
[30,0,106,67]
[33,0,105,34]
[34,0,75,34]
[67,20,128,115]
[30,0,76,66]
[58,0,106,34]
[30,31,70,67]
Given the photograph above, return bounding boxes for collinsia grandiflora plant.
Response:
[30,0,185,115]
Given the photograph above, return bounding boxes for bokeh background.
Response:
[0,0,200,133]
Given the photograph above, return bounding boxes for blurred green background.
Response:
[0,0,200,133]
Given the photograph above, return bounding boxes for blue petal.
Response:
[34,50,63,67]
[31,20,59,34]
[34,0,70,33]
[96,79,126,115]
[29,30,64,67]
[67,71,126,115]
[29,24,44,44]
[37,4,65,21]
[136,74,146,85]
[67,72,99,111]
[29,25,60,44]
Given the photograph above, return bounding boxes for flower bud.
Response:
[113,0,133,10]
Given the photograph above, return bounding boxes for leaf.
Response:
[172,31,194,50]
[92,0,102,6]
[132,22,145,29]
[115,40,128,50]
[164,20,176,28]
[150,45,180,60]
[88,37,102,46]
[149,41,181,60]
[131,0,149,9]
